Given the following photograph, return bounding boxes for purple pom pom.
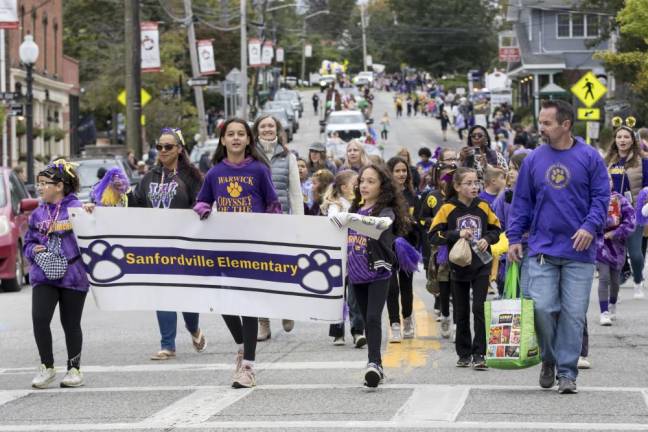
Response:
[395,237,421,273]
[635,188,648,226]
[437,245,449,265]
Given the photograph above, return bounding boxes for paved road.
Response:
[1,91,648,431]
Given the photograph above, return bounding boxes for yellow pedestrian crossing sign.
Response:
[577,108,601,121]
[118,89,152,107]
[571,72,606,108]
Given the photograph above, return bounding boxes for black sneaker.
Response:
[456,356,472,368]
[364,363,383,388]
[558,377,578,394]
[539,362,556,389]
[472,355,488,371]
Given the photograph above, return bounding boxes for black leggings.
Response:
[439,281,452,319]
[222,315,258,361]
[387,270,413,325]
[32,284,87,370]
[352,278,390,365]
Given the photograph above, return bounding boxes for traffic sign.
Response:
[9,103,22,116]
[571,71,606,108]
[577,107,600,121]
[117,89,152,107]
[187,77,209,87]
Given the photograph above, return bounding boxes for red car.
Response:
[0,167,38,292]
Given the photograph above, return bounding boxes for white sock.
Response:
[242,359,255,369]
[238,344,244,352]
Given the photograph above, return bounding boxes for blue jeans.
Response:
[626,225,644,284]
[156,311,200,351]
[526,255,594,381]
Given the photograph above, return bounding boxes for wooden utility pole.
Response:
[125,0,142,157]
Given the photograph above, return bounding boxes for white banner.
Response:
[197,39,216,75]
[276,47,284,63]
[304,44,312,58]
[141,21,161,72]
[248,38,262,67]
[261,41,274,65]
[0,0,17,29]
[70,208,347,323]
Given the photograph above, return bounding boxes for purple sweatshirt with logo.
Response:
[23,194,89,291]
[196,157,281,214]
[508,138,610,263]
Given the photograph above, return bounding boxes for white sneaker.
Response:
[577,356,591,369]
[609,303,617,320]
[441,317,452,338]
[402,316,415,339]
[634,282,645,299]
[60,368,84,388]
[389,323,401,343]
[31,364,56,389]
[333,336,345,346]
[599,311,612,326]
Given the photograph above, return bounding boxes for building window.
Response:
[31,7,36,39]
[557,14,570,37]
[556,13,601,38]
[19,6,24,40]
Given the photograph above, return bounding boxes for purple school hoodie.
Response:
[23,194,89,291]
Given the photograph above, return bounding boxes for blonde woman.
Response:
[341,139,370,172]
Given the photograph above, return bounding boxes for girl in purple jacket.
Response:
[24,160,89,389]
[194,118,281,389]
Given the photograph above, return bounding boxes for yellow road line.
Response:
[382,294,442,369]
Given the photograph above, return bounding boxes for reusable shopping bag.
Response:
[449,238,472,267]
[484,261,541,369]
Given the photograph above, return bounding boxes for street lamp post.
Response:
[19,35,39,185]
[300,10,329,84]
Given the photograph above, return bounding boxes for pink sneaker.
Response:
[232,364,256,389]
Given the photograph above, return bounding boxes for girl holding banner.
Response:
[131,128,208,361]
[194,118,281,389]
[25,160,89,389]
[329,164,419,388]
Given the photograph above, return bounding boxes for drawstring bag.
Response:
[33,234,68,281]
[484,261,541,369]
[449,238,472,267]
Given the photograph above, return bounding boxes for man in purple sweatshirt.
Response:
[507,100,609,395]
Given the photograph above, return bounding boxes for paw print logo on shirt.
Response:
[545,163,570,190]
[227,182,243,198]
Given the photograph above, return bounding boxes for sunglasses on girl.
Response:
[156,144,177,152]
[470,133,485,139]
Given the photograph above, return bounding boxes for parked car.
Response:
[0,167,39,292]
[189,138,220,167]
[275,89,304,117]
[71,156,138,203]
[323,110,370,142]
[259,109,294,142]
[264,101,299,133]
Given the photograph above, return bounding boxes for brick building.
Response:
[5,0,79,167]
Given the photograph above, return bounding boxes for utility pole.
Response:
[300,19,306,83]
[183,0,208,143]
[240,0,248,120]
[125,0,142,158]
[360,2,367,72]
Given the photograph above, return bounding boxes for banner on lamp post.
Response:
[276,47,284,63]
[248,38,262,67]
[304,44,312,58]
[261,41,274,66]
[197,40,216,75]
[366,55,373,67]
[141,21,161,73]
[0,0,18,29]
